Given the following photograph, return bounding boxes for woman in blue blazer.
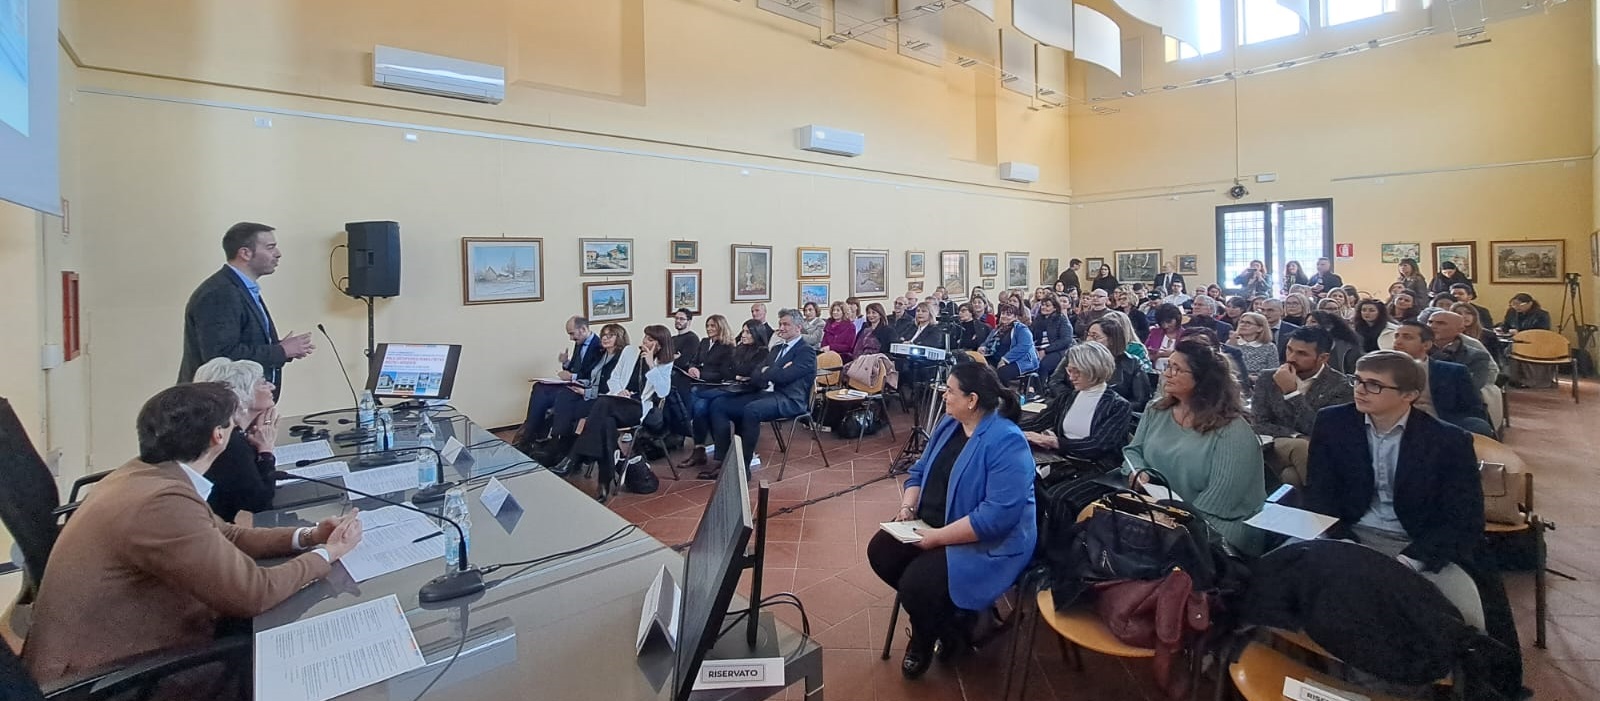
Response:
[866,362,1037,679]
[981,303,1039,384]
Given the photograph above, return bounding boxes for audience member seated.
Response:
[897,302,950,394]
[1161,280,1193,310]
[1123,340,1265,556]
[1304,310,1363,374]
[1427,310,1498,391]
[1397,258,1430,301]
[1234,260,1271,298]
[1391,320,1495,437]
[1325,288,1355,321]
[845,297,865,333]
[1256,298,1298,362]
[1497,293,1557,387]
[706,309,817,478]
[539,323,639,473]
[1101,311,1153,370]
[890,297,917,339]
[1304,350,1486,630]
[1249,327,1353,488]
[515,315,604,454]
[853,302,897,360]
[1222,296,1250,329]
[1388,290,1420,322]
[559,325,675,503]
[1110,286,1152,341]
[1184,295,1234,339]
[1429,260,1472,296]
[799,302,825,347]
[1185,326,1247,387]
[1144,302,1186,370]
[1070,318,1151,408]
[750,303,779,347]
[868,363,1034,680]
[972,295,997,328]
[1090,262,1120,293]
[978,303,1038,385]
[24,383,363,692]
[1204,283,1225,302]
[190,358,279,523]
[670,308,701,376]
[1030,293,1074,377]
[1023,343,1134,467]
[1352,299,1396,353]
[1453,301,1502,358]
[1226,312,1278,392]
[1071,289,1110,340]
[821,301,857,360]
[1449,283,1493,330]
[1281,292,1310,327]
[1306,257,1343,294]
[1281,260,1310,294]
[686,317,765,468]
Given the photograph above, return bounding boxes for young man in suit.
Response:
[1303,350,1485,630]
[24,383,362,692]
[1391,320,1495,437]
[178,222,315,400]
[1250,327,1354,487]
[707,308,817,477]
[515,315,604,452]
[1307,257,1343,294]
[1152,262,1183,298]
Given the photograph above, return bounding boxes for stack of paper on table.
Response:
[878,520,930,543]
[275,461,350,487]
[273,439,334,466]
[339,505,443,582]
[254,594,425,701]
[343,462,421,496]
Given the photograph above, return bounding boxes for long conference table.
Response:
[256,409,824,700]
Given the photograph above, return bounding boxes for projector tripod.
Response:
[888,363,950,476]
[1556,273,1597,371]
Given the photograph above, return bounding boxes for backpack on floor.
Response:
[623,455,659,494]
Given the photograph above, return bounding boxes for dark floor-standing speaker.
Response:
[346,220,401,298]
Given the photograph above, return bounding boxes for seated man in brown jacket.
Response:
[24,382,363,691]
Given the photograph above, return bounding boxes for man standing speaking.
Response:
[178,222,315,399]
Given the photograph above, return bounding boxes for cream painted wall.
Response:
[62,0,1074,471]
[0,202,43,438]
[1069,4,1593,319]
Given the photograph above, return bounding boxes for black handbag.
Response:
[622,455,659,494]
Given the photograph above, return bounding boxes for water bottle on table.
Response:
[417,421,439,486]
[442,487,472,568]
[357,390,376,433]
[376,407,395,452]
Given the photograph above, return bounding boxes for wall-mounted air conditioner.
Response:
[794,125,865,157]
[373,45,506,104]
[999,162,1040,184]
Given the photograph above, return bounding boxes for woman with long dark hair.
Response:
[1144,302,1186,368]
[980,303,1038,384]
[852,302,897,359]
[1498,293,1551,332]
[821,301,857,360]
[1281,260,1309,294]
[684,315,736,468]
[1352,299,1396,353]
[868,362,1034,679]
[1077,317,1153,407]
[1304,310,1363,374]
[1397,258,1429,301]
[686,319,768,472]
[1031,293,1073,378]
[563,324,676,502]
[1388,290,1420,322]
[1429,261,1472,296]
[1122,340,1265,555]
[1090,263,1120,293]
[542,323,637,475]
[954,303,988,351]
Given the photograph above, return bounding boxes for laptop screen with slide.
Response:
[365,343,462,401]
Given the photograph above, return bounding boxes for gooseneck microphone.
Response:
[318,323,369,440]
[295,445,453,505]
[271,469,484,603]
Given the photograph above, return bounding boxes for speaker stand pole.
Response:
[363,295,376,387]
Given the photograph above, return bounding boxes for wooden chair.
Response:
[1035,589,1156,668]
[1508,329,1579,402]
[1229,641,1413,701]
[815,351,845,395]
[1473,433,1569,649]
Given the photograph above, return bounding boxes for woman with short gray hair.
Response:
[1021,342,1133,467]
[191,357,279,522]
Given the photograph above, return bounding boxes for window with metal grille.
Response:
[1215,199,1333,295]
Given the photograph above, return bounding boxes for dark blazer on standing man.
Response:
[1303,404,1483,571]
[178,266,284,393]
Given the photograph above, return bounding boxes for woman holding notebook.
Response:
[865,362,1035,680]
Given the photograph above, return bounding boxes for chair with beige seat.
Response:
[1507,329,1579,402]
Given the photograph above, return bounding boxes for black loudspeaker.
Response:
[346,221,401,298]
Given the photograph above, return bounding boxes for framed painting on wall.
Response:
[1379,242,1421,265]
[940,250,969,300]
[982,278,995,290]
[461,237,544,305]
[1005,252,1029,289]
[906,280,924,294]
[1177,254,1198,274]
[1114,249,1161,283]
[583,280,633,323]
[979,253,999,277]
[1040,258,1059,286]
[798,281,830,308]
[1085,257,1106,277]
[1431,242,1478,282]
[850,249,889,298]
[906,251,926,278]
[1591,231,1599,278]
[580,238,634,275]
[731,244,773,302]
[667,269,702,315]
[1489,239,1565,284]
[797,247,831,278]
[670,240,699,264]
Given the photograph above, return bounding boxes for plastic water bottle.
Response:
[416,421,439,487]
[442,487,471,568]
[376,407,395,452]
[357,391,376,433]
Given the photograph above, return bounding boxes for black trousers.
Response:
[572,396,643,485]
[867,530,958,642]
[995,362,1024,384]
[520,384,586,441]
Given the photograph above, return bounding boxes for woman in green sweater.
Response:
[1123,339,1266,556]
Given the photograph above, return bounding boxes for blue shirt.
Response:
[226,264,271,341]
[1356,414,1407,535]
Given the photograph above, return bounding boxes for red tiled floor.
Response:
[504,380,1600,699]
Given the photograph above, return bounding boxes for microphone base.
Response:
[418,568,485,603]
[349,450,412,469]
[412,483,451,505]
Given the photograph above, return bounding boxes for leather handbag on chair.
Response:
[1093,569,1210,700]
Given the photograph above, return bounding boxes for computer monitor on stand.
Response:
[365,343,463,411]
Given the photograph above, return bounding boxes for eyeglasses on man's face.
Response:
[1349,376,1401,395]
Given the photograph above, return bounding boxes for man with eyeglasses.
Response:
[1390,320,1494,437]
[670,308,700,371]
[1302,349,1485,631]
